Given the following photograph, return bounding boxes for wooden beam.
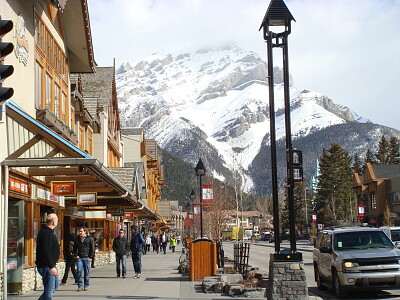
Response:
[7,135,43,159]
[76,187,114,193]
[44,148,62,158]
[44,176,98,184]
[28,167,86,176]
[77,182,108,188]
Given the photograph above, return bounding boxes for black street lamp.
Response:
[195,158,206,238]
[260,0,302,261]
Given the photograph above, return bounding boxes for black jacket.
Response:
[36,226,60,269]
[112,236,129,255]
[73,236,95,259]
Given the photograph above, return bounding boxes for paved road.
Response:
[223,240,400,300]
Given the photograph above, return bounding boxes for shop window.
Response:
[34,13,69,125]
[35,61,43,108]
[371,192,377,210]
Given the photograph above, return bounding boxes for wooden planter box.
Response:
[36,109,78,144]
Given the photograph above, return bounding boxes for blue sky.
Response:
[87,0,400,130]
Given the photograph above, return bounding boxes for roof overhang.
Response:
[61,0,95,73]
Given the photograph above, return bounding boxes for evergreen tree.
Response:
[388,136,400,164]
[352,152,363,175]
[315,143,354,226]
[375,135,390,164]
[364,148,375,168]
[293,182,309,235]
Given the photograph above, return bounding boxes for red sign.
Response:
[51,181,76,196]
[184,218,191,227]
[358,205,365,217]
[9,177,30,195]
[312,213,317,223]
[124,212,134,219]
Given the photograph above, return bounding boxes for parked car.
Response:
[313,227,400,298]
[380,226,400,245]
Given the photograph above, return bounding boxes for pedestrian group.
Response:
[35,213,179,299]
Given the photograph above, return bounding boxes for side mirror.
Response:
[320,246,332,254]
[395,242,400,249]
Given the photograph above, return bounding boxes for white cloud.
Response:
[88,0,400,130]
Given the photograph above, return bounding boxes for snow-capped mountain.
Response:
[116,45,398,194]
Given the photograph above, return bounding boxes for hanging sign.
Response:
[107,205,121,214]
[124,212,134,219]
[202,184,213,206]
[358,205,365,217]
[184,218,191,227]
[77,192,97,205]
[51,181,76,196]
[312,213,317,223]
[193,205,200,215]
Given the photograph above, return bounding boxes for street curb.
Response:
[253,242,314,252]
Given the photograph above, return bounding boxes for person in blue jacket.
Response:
[130,226,145,278]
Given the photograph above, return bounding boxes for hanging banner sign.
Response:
[77,192,97,205]
[193,205,200,215]
[184,218,191,227]
[312,213,317,223]
[202,184,213,206]
[51,181,76,196]
[9,177,30,195]
[358,205,365,217]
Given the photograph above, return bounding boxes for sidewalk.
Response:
[10,247,322,300]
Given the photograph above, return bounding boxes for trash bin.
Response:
[189,238,217,281]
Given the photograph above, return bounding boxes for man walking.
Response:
[130,226,145,278]
[113,229,129,278]
[36,213,60,300]
[73,227,94,291]
[161,232,168,255]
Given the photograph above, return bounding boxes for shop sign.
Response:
[106,213,112,219]
[107,205,121,214]
[9,177,30,195]
[124,212,134,219]
[7,258,18,270]
[14,15,29,66]
[36,187,60,204]
[51,181,76,196]
[77,192,97,205]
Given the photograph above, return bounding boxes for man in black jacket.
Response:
[61,233,78,285]
[112,229,129,278]
[36,213,60,300]
[73,227,94,291]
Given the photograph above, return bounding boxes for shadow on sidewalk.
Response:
[144,277,181,281]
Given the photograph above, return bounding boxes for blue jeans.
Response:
[132,251,142,274]
[37,267,59,300]
[162,242,167,254]
[76,258,91,288]
[116,254,127,276]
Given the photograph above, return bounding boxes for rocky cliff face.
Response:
[116,45,398,193]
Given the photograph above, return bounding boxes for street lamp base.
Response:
[271,251,303,262]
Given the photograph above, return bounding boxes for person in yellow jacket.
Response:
[170,236,177,254]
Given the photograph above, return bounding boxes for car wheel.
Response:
[333,269,348,299]
[314,264,327,290]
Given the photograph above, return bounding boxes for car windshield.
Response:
[391,230,400,242]
[334,231,394,250]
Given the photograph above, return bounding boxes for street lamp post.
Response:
[195,158,206,238]
[260,0,302,261]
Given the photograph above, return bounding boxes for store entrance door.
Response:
[7,199,24,294]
